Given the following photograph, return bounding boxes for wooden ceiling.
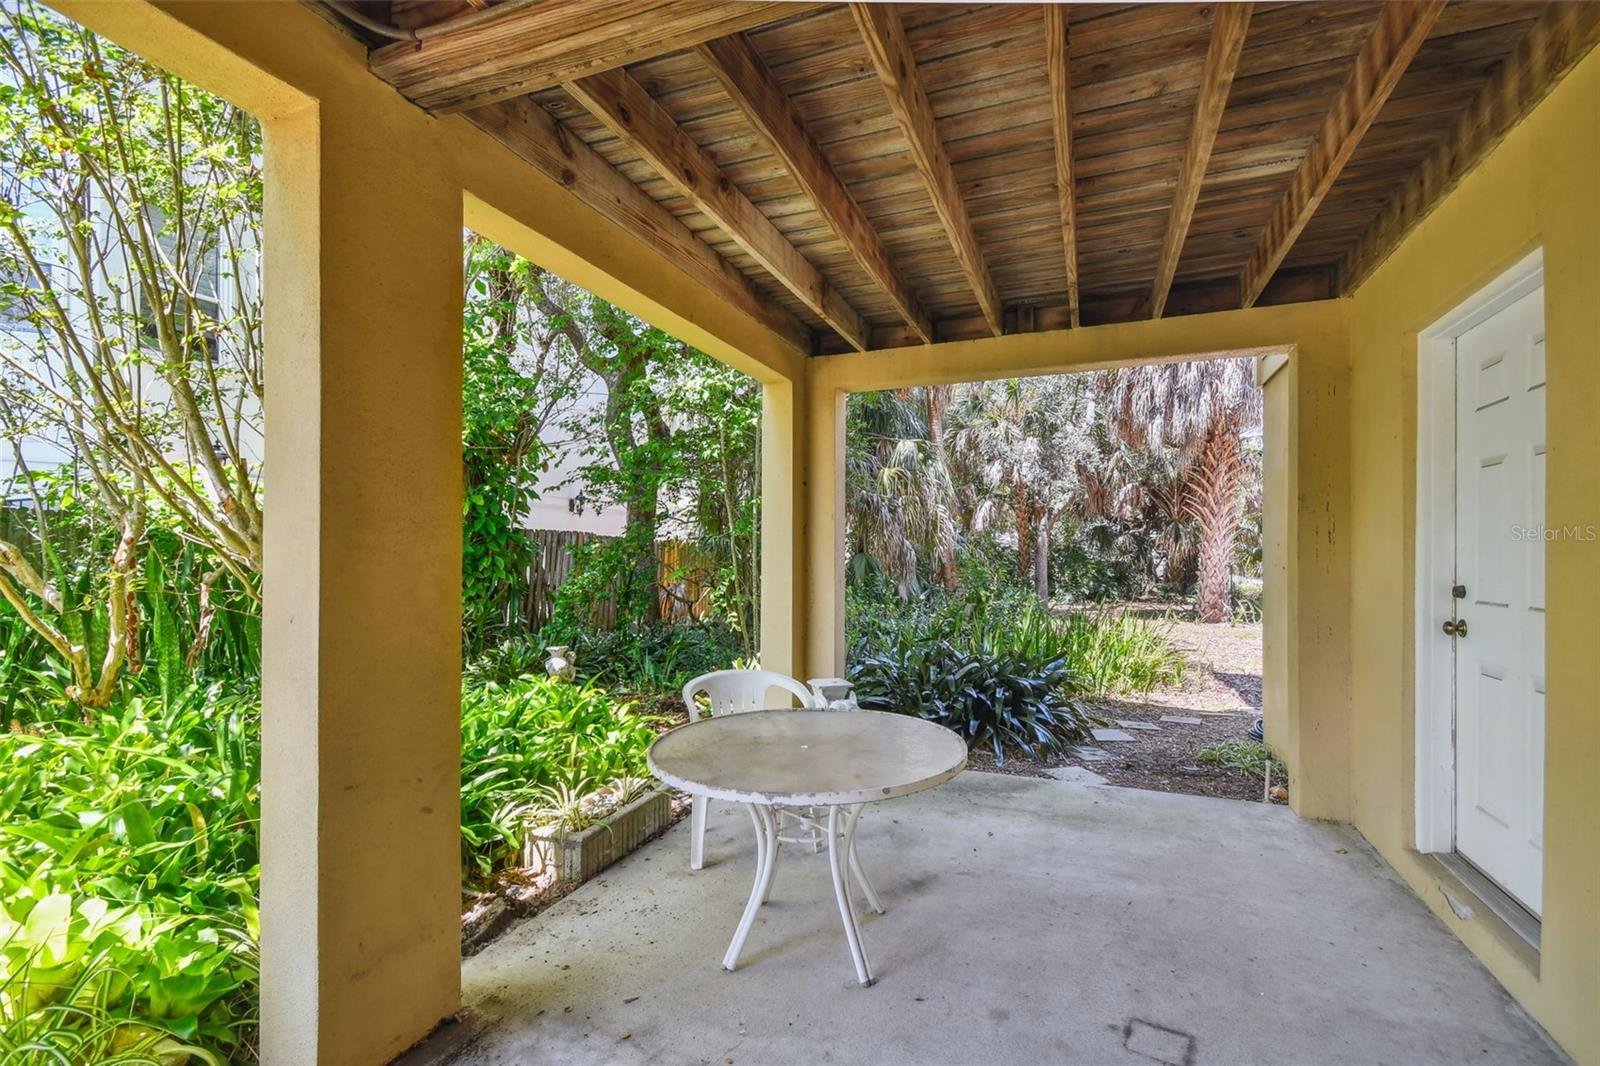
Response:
[325,1,1600,354]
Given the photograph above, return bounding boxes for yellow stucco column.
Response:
[259,102,465,1064]
[803,381,847,678]
[1261,343,1354,821]
[759,377,809,677]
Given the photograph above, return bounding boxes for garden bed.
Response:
[966,620,1282,805]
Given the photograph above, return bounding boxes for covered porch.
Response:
[404,773,1560,1066]
[48,1,1600,1063]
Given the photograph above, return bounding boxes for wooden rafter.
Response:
[370,1,826,115]
[565,68,872,352]
[1341,2,1600,291]
[1043,5,1079,328]
[1151,4,1251,320]
[465,99,811,354]
[851,2,1004,337]
[1239,0,1444,308]
[697,33,934,344]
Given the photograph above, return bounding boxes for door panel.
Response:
[1453,285,1545,915]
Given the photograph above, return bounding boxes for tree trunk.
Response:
[1012,481,1034,583]
[924,386,958,590]
[1187,427,1245,623]
[1033,511,1050,602]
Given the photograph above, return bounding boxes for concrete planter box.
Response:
[525,785,672,886]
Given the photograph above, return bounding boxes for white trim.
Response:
[1414,248,1544,854]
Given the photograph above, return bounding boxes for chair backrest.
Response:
[681,669,821,722]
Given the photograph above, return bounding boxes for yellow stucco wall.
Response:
[1345,47,1600,1061]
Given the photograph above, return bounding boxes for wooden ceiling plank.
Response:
[696,33,934,344]
[1340,1,1600,291]
[370,1,827,115]
[1150,3,1251,319]
[851,2,1004,336]
[1239,0,1445,308]
[565,68,872,351]
[1044,5,1080,328]
[465,98,810,353]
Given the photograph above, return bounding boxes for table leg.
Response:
[846,804,885,915]
[827,804,875,987]
[722,803,778,971]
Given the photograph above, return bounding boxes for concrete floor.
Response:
[403,772,1563,1066]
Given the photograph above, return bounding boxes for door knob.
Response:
[1442,619,1468,637]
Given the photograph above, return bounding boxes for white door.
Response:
[1452,285,1545,915]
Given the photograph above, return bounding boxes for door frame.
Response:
[1413,247,1544,854]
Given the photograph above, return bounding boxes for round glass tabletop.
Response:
[647,709,967,807]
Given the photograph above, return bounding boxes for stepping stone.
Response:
[1046,766,1110,786]
[1091,728,1137,743]
[1067,745,1115,762]
[1160,715,1204,726]
[1114,719,1161,731]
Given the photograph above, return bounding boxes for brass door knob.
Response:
[1442,619,1468,637]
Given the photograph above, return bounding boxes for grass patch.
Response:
[1196,738,1274,779]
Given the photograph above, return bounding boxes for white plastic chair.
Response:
[681,669,822,870]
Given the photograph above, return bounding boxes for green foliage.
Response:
[1196,738,1274,779]
[460,239,581,654]
[850,583,1182,699]
[0,494,261,721]
[848,580,1185,763]
[458,677,663,880]
[568,622,745,695]
[851,632,1093,763]
[0,685,261,1061]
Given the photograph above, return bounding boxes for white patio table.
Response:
[647,708,966,986]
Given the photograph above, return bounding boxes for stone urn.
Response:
[544,645,576,682]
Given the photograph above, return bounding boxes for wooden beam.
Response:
[370,1,826,115]
[1239,0,1444,308]
[1043,5,1080,328]
[1341,2,1600,291]
[851,2,1004,337]
[816,269,1336,354]
[465,98,811,354]
[565,68,872,352]
[696,33,934,344]
[1151,4,1251,319]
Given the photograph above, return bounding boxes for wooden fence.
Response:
[497,529,719,632]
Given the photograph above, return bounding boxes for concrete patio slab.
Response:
[1091,727,1137,742]
[402,773,1562,1066]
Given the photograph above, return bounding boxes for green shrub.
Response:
[851,632,1093,763]
[849,586,1183,699]
[459,676,664,880]
[463,634,550,687]
[566,622,745,695]
[1196,738,1273,779]
[0,685,261,1060]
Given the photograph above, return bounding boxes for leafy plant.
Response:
[0,685,262,1060]
[851,632,1093,763]
[566,621,745,696]
[1196,738,1273,779]
[458,677,663,880]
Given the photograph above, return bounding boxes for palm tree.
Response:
[1102,358,1260,622]
[844,389,956,600]
[949,376,1092,601]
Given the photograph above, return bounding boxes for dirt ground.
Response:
[968,618,1284,804]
